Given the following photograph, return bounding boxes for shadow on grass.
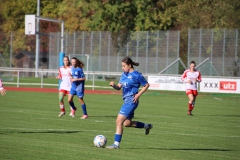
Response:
[89,116,117,118]
[138,148,235,151]
[1,130,81,134]
[199,115,240,118]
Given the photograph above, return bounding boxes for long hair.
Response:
[63,56,71,66]
[122,56,139,68]
[71,57,85,68]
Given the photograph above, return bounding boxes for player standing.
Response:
[106,56,153,149]
[181,61,202,115]
[56,56,72,117]
[0,79,7,96]
[68,57,88,119]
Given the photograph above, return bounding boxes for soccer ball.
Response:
[93,135,107,148]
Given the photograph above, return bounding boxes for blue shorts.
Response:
[70,85,84,98]
[119,95,138,119]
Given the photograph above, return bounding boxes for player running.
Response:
[0,78,7,96]
[106,56,153,149]
[68,57,88,119]
[181,61,202,115]
[56,56,72,117]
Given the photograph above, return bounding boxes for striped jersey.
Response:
[58,66,71,91]
[181,69,202,90]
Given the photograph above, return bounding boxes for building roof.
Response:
[14,51,47,60]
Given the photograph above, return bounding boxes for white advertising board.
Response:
[148,76,185,91]
[200,78,240,93]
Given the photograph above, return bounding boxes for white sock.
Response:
[114,141,119,146]
[60,105,64,109]
[144,124,149,129]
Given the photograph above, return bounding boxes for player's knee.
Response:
[123,120,131,127]
[116,119,124,127]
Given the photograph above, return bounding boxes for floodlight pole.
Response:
[35,0,40,78]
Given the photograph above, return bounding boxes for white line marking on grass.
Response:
[214,97,222,100]
[172,132,240,138]
[2,127,239,138]
[95,120,104,122]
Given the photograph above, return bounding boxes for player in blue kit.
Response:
[68,57,88,119]
[106,57,153,149]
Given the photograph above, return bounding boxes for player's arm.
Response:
[137,83,149,97]
[182,71,193,84]
[133,82,149,103]
[197,71,202,82]
[71,77,85,82]
[181,71,188,82]
[71,70,85,82]
[56,69,61,79]
[133,74,150,103]
[109,81,121,90]
[0,79,7,96]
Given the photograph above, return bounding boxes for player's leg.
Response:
[78,97,88,119]
[191,90,198,113]
[187,91,194,115]
[123,119,153,135]
[68,94,77,117]
[122,101,152,135]
[122,96,153,134]
[106,114,126,149]
[58,91,66,117]
[66,92,74,116]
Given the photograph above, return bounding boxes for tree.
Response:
[0,0,62,55]
[172,0,240,64]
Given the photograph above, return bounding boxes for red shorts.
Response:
[59,89,69,96]
[186,89,198,96]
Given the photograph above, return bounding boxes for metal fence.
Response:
[49,31,180,74]
[188,29,240,77]
[0,29,239,78]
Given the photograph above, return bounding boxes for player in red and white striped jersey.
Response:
[56,56,72,117]
[181,61,202,115]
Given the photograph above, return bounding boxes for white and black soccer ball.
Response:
[93,135,107,148]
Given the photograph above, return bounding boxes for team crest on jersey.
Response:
[75,71,78,75]
[121,82,128,88]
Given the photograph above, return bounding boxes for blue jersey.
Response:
[71,67,85,91]
[119,70,148,99]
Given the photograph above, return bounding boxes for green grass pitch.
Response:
[0,90,239,160]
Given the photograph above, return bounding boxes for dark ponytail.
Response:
[71,57,85,68]
[122,56,139,68]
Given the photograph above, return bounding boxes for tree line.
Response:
[0,0,239,63]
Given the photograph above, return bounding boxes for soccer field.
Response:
[0,90,239,160]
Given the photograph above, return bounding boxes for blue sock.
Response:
[81,103,87,115]
[135,122,145,128]
[69,101,76,110]
[114,134,122,142]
